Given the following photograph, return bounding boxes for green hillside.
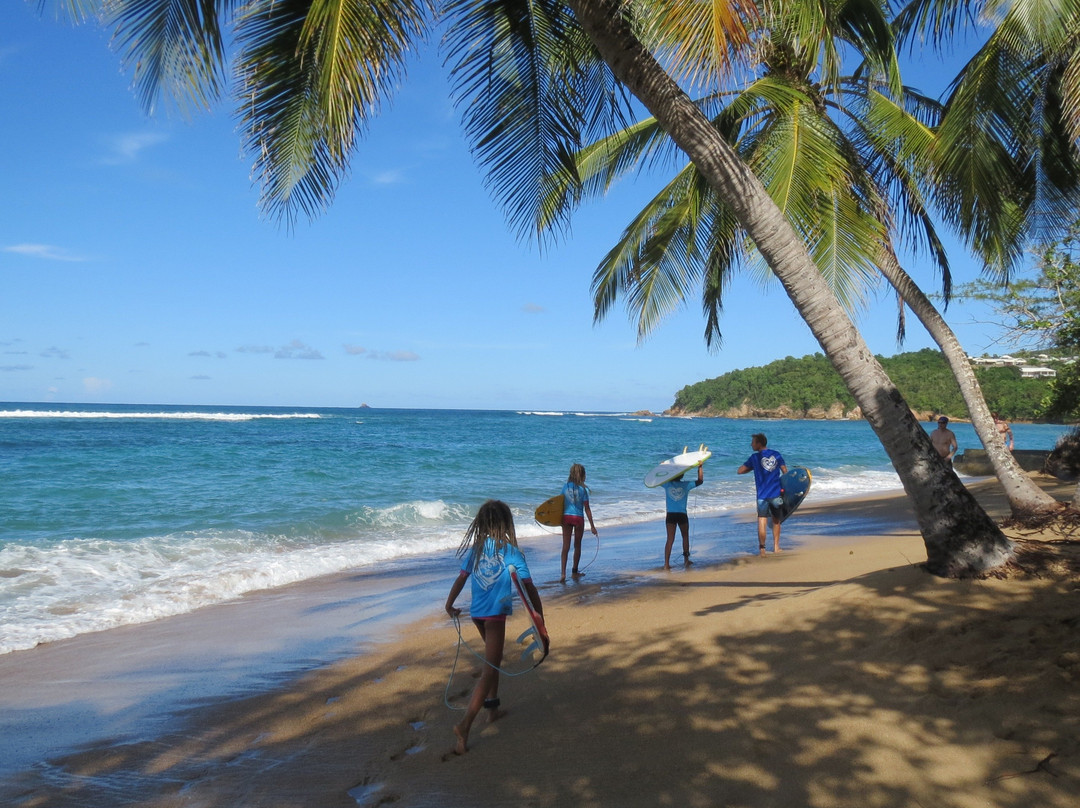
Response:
[671,349,1054,421]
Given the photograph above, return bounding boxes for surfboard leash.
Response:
[442,613,545,712]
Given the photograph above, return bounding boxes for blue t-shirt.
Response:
[662,477,701,514]
[459,538,531,618]
[561,481,589,517]
[743,449,785,499]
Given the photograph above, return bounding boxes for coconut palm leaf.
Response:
[106,0,233,114]
[233,0,430,224]
[444,0,632,240]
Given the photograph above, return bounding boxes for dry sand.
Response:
[3,475,1079,808]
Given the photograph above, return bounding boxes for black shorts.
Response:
[665,512,689,528]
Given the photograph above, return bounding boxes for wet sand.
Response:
[2,475,1078,807]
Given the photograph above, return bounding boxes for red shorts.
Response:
[562,515,584,526]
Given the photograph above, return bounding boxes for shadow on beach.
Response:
[3,479,1079,808]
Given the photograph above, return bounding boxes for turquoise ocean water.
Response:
[0,404,1068,655]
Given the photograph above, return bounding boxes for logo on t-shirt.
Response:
[475,553,504,592]
[761,455,778,473]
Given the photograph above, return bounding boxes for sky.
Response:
[1,3,1015,412]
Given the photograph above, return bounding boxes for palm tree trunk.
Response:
[569,0,1012,575]
[879,247,1060,515]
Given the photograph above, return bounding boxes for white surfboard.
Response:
[644,446,711,488]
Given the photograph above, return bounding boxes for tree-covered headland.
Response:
[671,349,1073,422]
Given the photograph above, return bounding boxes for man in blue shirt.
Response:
[737,433,787,557]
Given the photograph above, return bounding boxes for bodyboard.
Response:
[644,447,711,488]
[776,466,812,523]
[534,494,564,527]
[507,565,549,667]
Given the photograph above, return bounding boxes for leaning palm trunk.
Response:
[879,247,1060,515]
[569,0,1012,575]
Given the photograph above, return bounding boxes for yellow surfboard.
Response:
[534,494,564,527]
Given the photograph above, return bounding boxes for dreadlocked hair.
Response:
[568,463,586,486]
[456,499,518,571]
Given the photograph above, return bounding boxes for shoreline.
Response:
[3,475,1078,806]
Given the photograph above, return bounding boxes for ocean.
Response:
[0,404,1069,656]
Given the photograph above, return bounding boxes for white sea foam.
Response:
[0,526,462,654]
[0,409,321,421]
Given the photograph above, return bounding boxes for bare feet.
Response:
[558,576,566,583]
[486,707,508,723]
[774,544,781,553]
[453,724,468,755]
[759,545,766,557]
[663,563,671,570]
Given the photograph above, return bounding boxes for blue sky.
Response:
[2,4,1012,411]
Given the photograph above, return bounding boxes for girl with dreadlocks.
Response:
[444,499,544,754]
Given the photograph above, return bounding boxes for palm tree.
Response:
[54,0,1013,575]
[553,0,1059,515]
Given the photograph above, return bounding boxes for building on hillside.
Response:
[1020,366,1057,378]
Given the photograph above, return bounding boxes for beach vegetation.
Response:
[40,0,1063,574]
[672,348,1060,422]
[955,218,1080,422]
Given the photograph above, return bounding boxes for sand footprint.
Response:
[347,777,399,806]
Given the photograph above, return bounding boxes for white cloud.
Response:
[3,244,87,262]
[370,169,405,185]
[83,377,112,394]
[100,131,169,165]
[237,345,275,355]
[1,365,33,372]
[275,340,324,360]
[40,346,71,359]
[523,303,545,313]
[368,350,420,362]
[344,344,367,355]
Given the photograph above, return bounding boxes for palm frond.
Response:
[634,0,757,90]
[235,0,429,224]
[105,0,233,114]
[444,0,629,241]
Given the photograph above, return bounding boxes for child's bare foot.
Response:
[774,543,781,553]
[759,545,766,557]
[453,724,468,755]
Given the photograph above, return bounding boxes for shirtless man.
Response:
[992,412,1014,450]
[931,416,958,468]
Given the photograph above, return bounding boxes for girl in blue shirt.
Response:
[559,463,598,582]
[445,499,544,754]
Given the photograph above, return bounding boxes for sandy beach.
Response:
[2,474,1079,808]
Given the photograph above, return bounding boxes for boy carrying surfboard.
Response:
[737,433,788,556]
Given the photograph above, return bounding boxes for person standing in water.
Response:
[560,463,597,582]
[737,433,787,556]
[931,416,959,468]
[661,463,705,569]
[993,412,1014,451]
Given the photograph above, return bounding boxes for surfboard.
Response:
[643,445,712,488]
[776,466,812,523]
[534,494,564,527]
[507,565,549,667]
